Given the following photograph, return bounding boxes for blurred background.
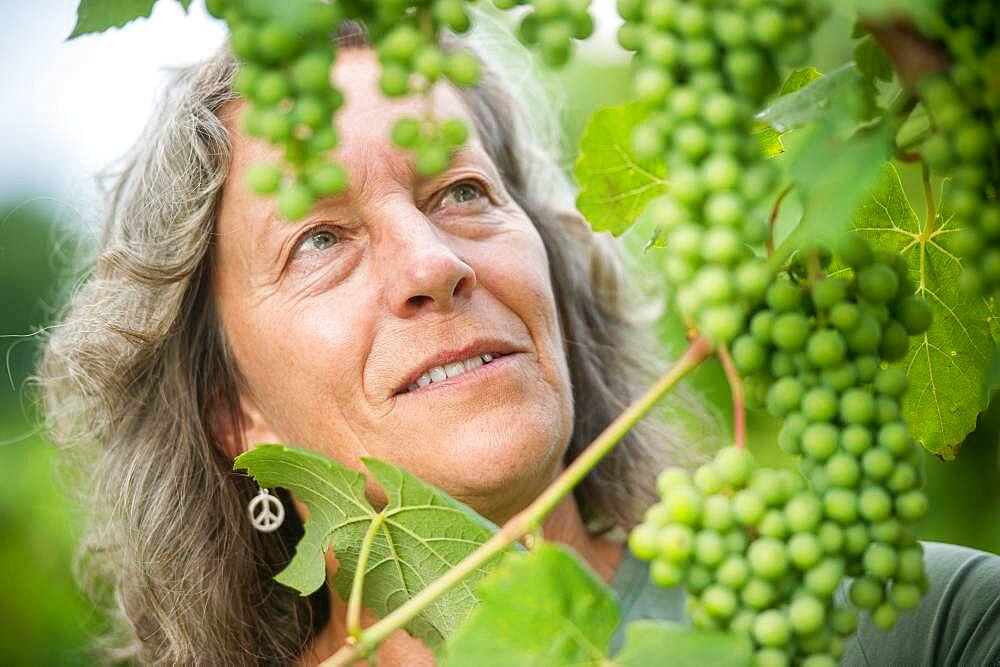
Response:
[1,1,998,664]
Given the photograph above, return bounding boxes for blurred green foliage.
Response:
[2,11,999,663]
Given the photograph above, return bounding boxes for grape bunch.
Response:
[502,0,595,67]
[916,1,999,295]
[615,0,828,342]
[206,0,482,220]
[630,237,933,665]
[631,443,929,666]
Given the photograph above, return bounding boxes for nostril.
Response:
[407,295,432,308]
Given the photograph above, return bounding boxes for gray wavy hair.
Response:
[38,19,708,666]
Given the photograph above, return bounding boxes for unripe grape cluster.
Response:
[630,236,933,664]
[506,0,595,67]
[206,0,484,220]
[617,0,828,342]
[631,443,929,666]
[917,1,998,295]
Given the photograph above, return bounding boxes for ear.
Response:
[214,390,282,461]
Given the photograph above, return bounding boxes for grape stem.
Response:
[346,511,386,641]
[319,337,714,666]
[717,345,746,450]
[863,19,949,92]
[766,184,794,258]
[919,158,936,238]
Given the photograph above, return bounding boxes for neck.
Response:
[296,496,624,666]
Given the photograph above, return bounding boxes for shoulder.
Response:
[843,541,1000,666]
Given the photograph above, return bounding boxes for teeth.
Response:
[403,353,502,393]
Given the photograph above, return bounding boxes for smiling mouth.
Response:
[395,352,512,395]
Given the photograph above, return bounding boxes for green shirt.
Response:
[608,541,1000,665]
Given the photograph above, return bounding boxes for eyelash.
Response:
[291,179,489,258]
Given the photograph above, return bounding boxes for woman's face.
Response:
[213,49,574,523]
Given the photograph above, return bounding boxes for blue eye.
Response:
[440,180,484,207]
[298,227,339,253]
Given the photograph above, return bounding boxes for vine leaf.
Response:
[777,88,891,261]
[612,620,752,666]
[755,63,861,159]
[853,164,1000,459]
[755,66,824,157]
[68,0,160,39]
[234,444,506,648]
[442,542,620,666]
[574,102,667,236]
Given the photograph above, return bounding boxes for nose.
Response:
[380,209,477,317]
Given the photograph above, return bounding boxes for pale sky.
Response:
[0,1,623,220]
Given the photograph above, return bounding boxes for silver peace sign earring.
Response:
[248,487,285,533]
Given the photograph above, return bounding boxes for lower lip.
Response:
[397,353,520,398]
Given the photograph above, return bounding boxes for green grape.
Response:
[695,530,727,567]
[629,523,659,560]
[812,277,847,311]
[256,21,300,63]
[839,388,875,425]
[742,577,775,609]
[658,523,695,562]
[788,532,823,570]
[897,545,926,583]
[651,558,685,586]
[830,606,859,635]
[445,52,480,86]
[663,484,702,525]
[291,50,333,93]
[878,422,913,457]
[896,295,932,335]
[717,554,750,589]
[857,263,900,304]
[846,314,882,354]
[686,563,713,593]
[872,603,899,630]
[879,320,910,361]
[863,542,898,578]
[862,448,895,480]
[890,582,922,610]
[789,595,825,635]
[806,329,847,368]
[806,558,844,598]
[306,162,347,196]
[246,162,283,194]
[843,522,870,557]
[836,233,873,268]
[715,447,755,486]
[276,181,315,221]
[753,610,791,647]
[750,310,774,342]
[379,63,410,96]
[817,522,844,554]
[767,281,802,312]
[657,466,691,495]
[849,576,884,609]
[778,412,807,455]
[802,386,838,422]
[694,465,724,494]
[391,118,421,148]
[825,453,860,488]
[821,363,857,392]
[759,509,789,539]
[748,537,789,580]
[823,488,858,523]
[895,490,929,521]
[733,488,767,525]
[874,367,908,397]
[801,423,839,461]
[829,302,861,332]
[702,584,738,619]
[772,312,811,350]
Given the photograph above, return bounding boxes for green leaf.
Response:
[574,102,668,236]
[234,444,506,648]
[756,63,859,139]
[854,37,893,83]
[67,0,158,39]
[443,542,620,666]
[611,621,753,667]
[776,89,891,263]
[853,165,1000,458]
[755,66,825,157]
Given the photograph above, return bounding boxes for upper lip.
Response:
[392,338,522,395]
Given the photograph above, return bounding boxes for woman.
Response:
[40,20,696,666]
[39,18,999,667]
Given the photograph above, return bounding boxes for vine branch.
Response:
[717,346,746,450]
[767,184,794,258]
[864,20,949,92]
[347,511,386,641]
[320,336,714,666]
